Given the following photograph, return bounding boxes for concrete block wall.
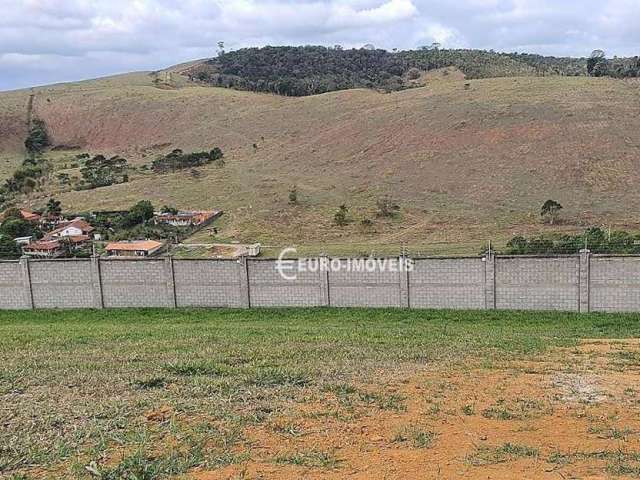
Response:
[590,256,640,312]
[100,259,171,308]
[495,257,580,311]
[0,261,30,310]
[29,260,95,309]
[248,260,325,307]
[409,258,486,310]
[173,259,244,308]
[1,253,640,312]
[328,260,402,308]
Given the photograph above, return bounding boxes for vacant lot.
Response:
[3,308,640,479]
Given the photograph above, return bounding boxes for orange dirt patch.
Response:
[190,340,640,479]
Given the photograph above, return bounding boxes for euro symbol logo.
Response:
[276,247,298,281]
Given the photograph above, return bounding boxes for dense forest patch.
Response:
[188,46,640,96]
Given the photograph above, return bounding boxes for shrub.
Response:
[288,186,298,205]
[376,195,400,218]
[334,205,349,226]
[407,67,421,80]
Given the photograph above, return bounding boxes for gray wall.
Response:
[2,252,640,313]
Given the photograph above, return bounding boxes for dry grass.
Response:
[2,73,640,253]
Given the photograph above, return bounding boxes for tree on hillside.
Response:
[587,49,607,76]
[121,200,155,228]
[0,218,37,239]
[45,198,62,217]
[24,119,50,155]
[541,200,563,225]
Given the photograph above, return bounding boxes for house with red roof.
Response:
[105,240,164,257]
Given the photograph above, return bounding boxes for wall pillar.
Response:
[19,256,34,310]
[399,256,410,308]
[238,257,251,308]
[579,249,591,313]
[484,250,496,309]
[90,256,104,309]
[164,256,177,308]
[319,256,330,307]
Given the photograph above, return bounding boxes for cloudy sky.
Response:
[1,0,639,91]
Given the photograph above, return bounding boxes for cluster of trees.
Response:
[88,201,191,242]
[1,157,52,203]
[24,119,50,156]
[197,46,640,97]
[0,208,41,259]
[151,148,224,173]
[204,46,409,96]
[505,227,640,255]
[587,50,640,78]
[77,155,129,190]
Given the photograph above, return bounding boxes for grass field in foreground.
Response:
[3,308,640,479]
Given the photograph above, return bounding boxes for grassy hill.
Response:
[1,67,640,254]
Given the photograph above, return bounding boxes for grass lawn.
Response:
[2,308,640,479]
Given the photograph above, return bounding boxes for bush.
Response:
[376,195,400,218]
[334,205,349,226]
[288,186,298,205]
[407,67,421,80]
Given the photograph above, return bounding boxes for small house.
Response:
[105,240,164,257]
[45,217,94,240]
[153,210,221,228]
[22,240,65,258]
[20,210,42,223]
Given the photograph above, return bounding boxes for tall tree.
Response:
[541,200,563,225]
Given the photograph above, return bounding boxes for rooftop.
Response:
[105,240,164,252]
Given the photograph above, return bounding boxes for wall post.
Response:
[579,249,591,313]
[164,256,177,308]
[319,256,330,307]
[399,256,410,308]
[19,256,34,310]
[90,256,104,309]
[238,257,251,308]
[484,249,496,309]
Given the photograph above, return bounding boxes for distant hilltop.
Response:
[180,45,640,96]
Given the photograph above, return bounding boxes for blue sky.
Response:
[1,0,639,91]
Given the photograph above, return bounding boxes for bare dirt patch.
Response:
[191,340,640,479]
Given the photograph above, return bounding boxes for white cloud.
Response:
[0,0,638,91]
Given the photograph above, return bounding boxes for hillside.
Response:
[1,68,640,254]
